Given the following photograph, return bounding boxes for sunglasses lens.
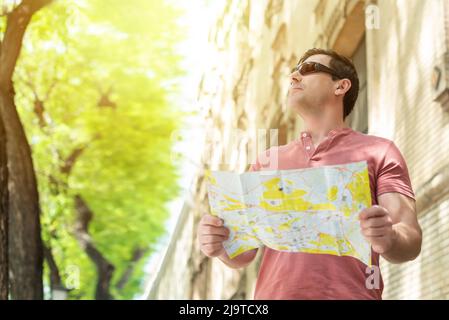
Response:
[298,63,315,75]
[293,62,340,78]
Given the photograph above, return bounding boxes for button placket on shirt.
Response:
[301,132,336,161]
[301,133,314,158]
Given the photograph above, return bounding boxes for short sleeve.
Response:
[248,146,277,172]
[248,149,267,172]
[249,161,260,172]
[376,142,415,200]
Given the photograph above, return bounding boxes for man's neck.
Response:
[303,115,348,148]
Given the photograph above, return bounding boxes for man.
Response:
[197,48,422,299]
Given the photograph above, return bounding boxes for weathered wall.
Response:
[148,0,449,300]
[368,0,449,299]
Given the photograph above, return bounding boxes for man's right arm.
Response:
[197,214,258,269]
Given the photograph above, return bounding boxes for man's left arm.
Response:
[359,192,422,264]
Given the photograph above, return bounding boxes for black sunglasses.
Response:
[291,61,342,79]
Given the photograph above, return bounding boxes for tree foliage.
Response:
[2,0,186,299]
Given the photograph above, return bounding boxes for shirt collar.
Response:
[299,127,353,140]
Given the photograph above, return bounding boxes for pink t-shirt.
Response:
[249,127,415,300]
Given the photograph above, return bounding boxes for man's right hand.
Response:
[197,214,230,258]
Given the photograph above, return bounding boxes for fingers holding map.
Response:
[205,161,372,266]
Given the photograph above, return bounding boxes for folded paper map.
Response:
[205,161,372,266]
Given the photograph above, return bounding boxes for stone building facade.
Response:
[148,0,449,299]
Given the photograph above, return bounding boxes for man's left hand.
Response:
[359,205,397,254]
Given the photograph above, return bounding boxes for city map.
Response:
[205,161,372,266]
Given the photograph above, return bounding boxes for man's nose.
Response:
[290,70,301,83]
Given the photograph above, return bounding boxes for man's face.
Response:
[287,54,338,115]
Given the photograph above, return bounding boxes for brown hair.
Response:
[298,48,359,119]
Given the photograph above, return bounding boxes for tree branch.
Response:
[74,195,114,300]
[17,71,58,129]
[97,86,116,109]
[115,247,147,291]
[43,244,64,294]
[0,0,53,87]
[60,146,87,176]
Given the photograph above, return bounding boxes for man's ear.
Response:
[335,79,351,96]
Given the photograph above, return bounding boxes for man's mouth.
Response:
[290,82,303,91]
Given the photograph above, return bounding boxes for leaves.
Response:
[7,0,186,299]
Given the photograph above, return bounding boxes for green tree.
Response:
[14,0,186,299]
